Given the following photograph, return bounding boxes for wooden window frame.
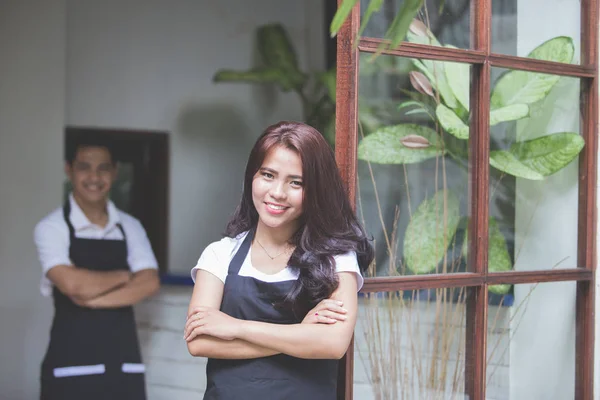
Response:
[334,1,599,399]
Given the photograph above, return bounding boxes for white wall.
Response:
[66,0,325,275]
[0,1,66,398]
[512,1,581,399]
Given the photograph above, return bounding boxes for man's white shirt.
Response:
[34,194,158,296]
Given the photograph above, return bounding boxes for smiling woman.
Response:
[184,121,374,400]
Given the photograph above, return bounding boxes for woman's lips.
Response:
[265,202,288,215]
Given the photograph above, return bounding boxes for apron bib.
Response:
[203,230,338,400]
[40,201,146,400]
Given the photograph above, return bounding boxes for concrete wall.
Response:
[0,1,66,398]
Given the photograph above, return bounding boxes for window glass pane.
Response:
[360,0,470,49]
[491,0,581,65]
[488,69,581,272]
[358,53,471,276]
[486,281,576,399]
[354,288,469,399]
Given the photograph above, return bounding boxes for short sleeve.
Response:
[121,215,159,272]
[33,217,71,296]
[333,251,364,291]
[191,237,238,284]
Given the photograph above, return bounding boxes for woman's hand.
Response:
[184,306,242,342]
[302,299,348,325]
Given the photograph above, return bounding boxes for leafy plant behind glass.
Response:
[357,20,582,293]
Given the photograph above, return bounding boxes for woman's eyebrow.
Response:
[260,167,277,174]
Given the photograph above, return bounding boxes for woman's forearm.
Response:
[187,336,279,359]
[237,320,351,360]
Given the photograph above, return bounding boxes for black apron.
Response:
[40,201,146,400]
[203,230,338,400]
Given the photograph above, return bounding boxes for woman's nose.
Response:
[269,182,286,199]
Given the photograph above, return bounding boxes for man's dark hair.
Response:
[65,134,118,165]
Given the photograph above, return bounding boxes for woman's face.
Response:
[252,145,304,232]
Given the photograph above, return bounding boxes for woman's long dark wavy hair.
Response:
[225,121,374,316]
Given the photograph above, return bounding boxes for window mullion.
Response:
[465,0,491,399]
[334,0,360,398]
[575,0,599,397]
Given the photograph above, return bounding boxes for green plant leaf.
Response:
[436,104,469,139]
[213,68,284,85]
[462,218,513,294]
[398,100,428,111]
[510,132,584,176]
[398,100,435,120]
[386,0,424,49]
[358,124,445,164]
[489,151,545,180]
[490,36,574,109]
[257,24,307,91]
[357,0,383,38]
[487,218,513,294]
[318,67,337,102]
[406,108,432,117]
[489,104,530,126]
[330,0,359,38]
[404,190,460,274]
[443,47,470,111]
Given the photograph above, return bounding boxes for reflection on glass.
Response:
[491,0,580,64]
[358,53,471,277]
[486,281,575,399]
[488,69,581,273]
[360,0,470,49]
[354,289,468,399]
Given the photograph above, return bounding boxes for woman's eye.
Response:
[291,181,303,187]
[262,172,274,179]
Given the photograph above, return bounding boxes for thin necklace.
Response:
[255,238,290,260]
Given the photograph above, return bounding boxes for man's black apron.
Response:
[203,230,338,400]
[40,201,146,400]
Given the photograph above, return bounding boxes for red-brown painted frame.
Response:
[334,0,599,399]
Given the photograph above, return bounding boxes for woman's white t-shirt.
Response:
[191,231,364,291]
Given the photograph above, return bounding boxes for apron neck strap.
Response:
[62,200,76,239]
[227,229,254,275]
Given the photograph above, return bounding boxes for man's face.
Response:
[65,146,117,206]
